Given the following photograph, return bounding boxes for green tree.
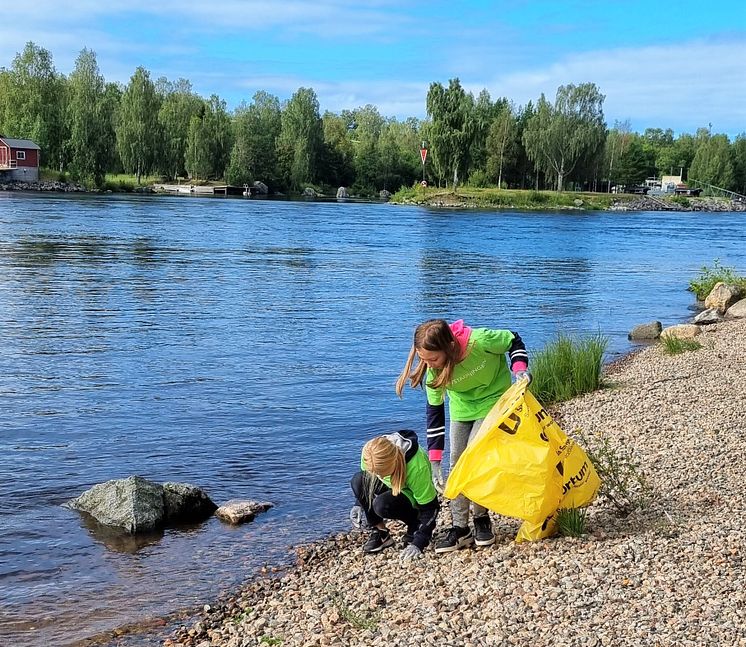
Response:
[184,95,231,180]
[277,87,324,190]
[616,136,649,187]
[226,91,282,187]
[426,78,478,189]
[0,42,65,170]
[116,66,160,183]
[523,83,606,191]
[486,101,517,188]
[689,133,735,190]
[320,111,356,189]
[157,78,203,179]
[66,48,110,186]
[731,134,746,195]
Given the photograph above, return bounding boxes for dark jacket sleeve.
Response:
[425,401,446,461]
[508,331,529,369]
[412,497,440,550]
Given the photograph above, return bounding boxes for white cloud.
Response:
[483,39,746,135]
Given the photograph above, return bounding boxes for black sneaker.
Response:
[434,526,474,554]
[473,515,496,547]
[363,528,394,554]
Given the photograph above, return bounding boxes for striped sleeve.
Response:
[426,401,446,461]
[508,330,528,370]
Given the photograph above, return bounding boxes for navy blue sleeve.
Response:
[508,331,528,369]
[426,401,446,461]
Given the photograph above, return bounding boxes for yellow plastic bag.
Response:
[443,380,600,542]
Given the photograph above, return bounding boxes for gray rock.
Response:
[725,298,746,319]
[693,308,724,325]
[379,189,392,200]
[65,476,164,533]
[163,482,217,524]
[704,282,742,313]
[302,187,316,197]
[253,181,269,195]
[573,199,584,207]
[215,499,273,525]
[628,321,662,341]
[336,186,349,199]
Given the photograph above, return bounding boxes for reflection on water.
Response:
[1,193,745,646]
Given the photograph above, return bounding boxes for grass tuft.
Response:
[530,332,608,405]
[556,507,588,537]
[660,335,702,355]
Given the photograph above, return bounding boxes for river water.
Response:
[0,193,743,646]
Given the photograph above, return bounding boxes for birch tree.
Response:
[523,83,606,191]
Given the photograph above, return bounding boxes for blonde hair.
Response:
[395,319,461,397]
[362,436,406,496]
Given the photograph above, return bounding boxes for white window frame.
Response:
[16,150,26,160]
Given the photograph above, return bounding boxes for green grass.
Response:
[660,335,702,355]
[555,507,587,537]
[391,185,620,210]
[530,332,608,405]
[688,260,746,301]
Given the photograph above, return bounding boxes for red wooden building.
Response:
[0,136,40,182]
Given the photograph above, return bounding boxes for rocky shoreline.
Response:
[105,317,746,647]
[2,182,745,212]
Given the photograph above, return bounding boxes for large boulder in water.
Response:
[163,482,217,523]
[65,476,217,533]
[66,476,164,533]
[628,321,662,341]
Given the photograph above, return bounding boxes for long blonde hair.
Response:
[362,436,406,496]
[395,319,460,397]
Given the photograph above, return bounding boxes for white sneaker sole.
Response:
[475,536,496,547]
[364,537,394,554]
[434,536,475,554]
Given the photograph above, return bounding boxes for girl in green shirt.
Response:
[396,319,530,553]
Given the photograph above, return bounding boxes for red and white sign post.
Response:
[420,143,428,185]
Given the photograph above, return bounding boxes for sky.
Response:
[2,0,745,136]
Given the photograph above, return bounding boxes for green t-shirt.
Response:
[426,328,514,421]
[360,447,437,507]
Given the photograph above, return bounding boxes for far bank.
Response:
[391,186,746,212]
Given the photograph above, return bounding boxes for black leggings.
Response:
[350,471,419,531]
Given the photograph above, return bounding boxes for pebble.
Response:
[164,319,746,646]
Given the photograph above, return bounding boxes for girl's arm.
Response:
[425,401,445,461]
[507,331,529,372]
[481,329,529,371]
[411,498,440,550]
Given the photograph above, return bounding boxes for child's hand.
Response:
[513,369,532,384]
[430,460,444,493]
[400,544,423,562]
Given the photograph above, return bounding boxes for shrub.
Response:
[688,259,746,301]
[466,170,492,188]
[556,507,587,537]
[669,195,690,208]
[530,332,608,404]
[576,428,651,516]
[660,335,702,355]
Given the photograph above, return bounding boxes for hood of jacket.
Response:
[450,319,472,359]
[382,429,420,463]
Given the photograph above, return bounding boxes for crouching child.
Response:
[350,430,440,561]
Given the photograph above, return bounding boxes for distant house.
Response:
[0,136,40,182]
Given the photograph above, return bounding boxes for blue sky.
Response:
[2,0,745,135]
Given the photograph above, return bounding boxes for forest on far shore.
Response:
[1,42,744,196]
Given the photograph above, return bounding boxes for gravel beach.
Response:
[167,318,746,647]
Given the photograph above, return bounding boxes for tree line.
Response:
[1,42,744,196]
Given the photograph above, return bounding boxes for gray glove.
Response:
[430,460,444,494]
[513,369,532,385]
[400,544,423,562]
[349,504,370,531]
